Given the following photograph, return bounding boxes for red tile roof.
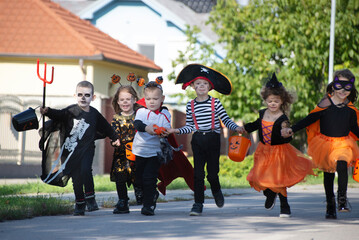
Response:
[0,0,162,72]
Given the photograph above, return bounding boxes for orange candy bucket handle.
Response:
[353,159,359,183]
[228,135,251,162]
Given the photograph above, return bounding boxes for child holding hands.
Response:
[110,85,143,214]
[282,69,359,219]
[132,81,171,216]
[242,73,314,218]
[168,64,242,216]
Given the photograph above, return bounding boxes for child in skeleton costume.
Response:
[282,69,359,219]
[40,81,120,216]
[242,73,314,218]
[168,64,243,216]
[133,81,171,216]
[110,85,143,214]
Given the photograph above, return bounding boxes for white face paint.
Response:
[75,86,94,112]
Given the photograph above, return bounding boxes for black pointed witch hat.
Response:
[175,64,232,95]
[265,73,282,88]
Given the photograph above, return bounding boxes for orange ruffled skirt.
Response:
[307,133,359,173]
[247,142,314,197]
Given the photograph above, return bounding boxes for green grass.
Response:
[1,154,358,221]
[0,196,73,222]
[2,155,358,196]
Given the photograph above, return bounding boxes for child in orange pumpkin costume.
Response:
[110,85,143,214]
[282,69,359,219]
[241,73,314,218]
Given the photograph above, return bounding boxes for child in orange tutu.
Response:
[282,69,359,219]
[241,73,314,218]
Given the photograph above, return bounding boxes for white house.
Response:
[53,0,225,108]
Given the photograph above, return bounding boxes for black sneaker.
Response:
[141,206,155,216]
[264,189,277,210]
[134,187,143,205]
[326,197,337,219]
[85,195,99,212]
[153,190,159,210]
[337,192,350,212]
[279,205,291,218]
[73,202,86,216]
[189,203,203,216]
[213,190,224,208]
[113,199,129,214]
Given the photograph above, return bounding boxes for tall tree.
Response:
[169,0,359,148]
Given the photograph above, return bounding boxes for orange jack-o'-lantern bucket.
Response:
[228,135,251,162]
[353,159,359,182]
[125,142,136,161]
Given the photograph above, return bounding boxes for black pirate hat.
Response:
[175,64,232,95]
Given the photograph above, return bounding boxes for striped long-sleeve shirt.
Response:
[178,96,239,134]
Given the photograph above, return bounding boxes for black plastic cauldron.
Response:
[12,107,39,132]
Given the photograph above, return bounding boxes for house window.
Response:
[138,44,155,61]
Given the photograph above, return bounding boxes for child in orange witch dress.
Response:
[282,69,359,219]
[242,73,314,218]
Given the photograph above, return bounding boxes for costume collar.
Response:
[147,108,162,120]
[152,109,161,114]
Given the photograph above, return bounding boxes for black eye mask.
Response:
[333,76,355,91]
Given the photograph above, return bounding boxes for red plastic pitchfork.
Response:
[37,59,54,154]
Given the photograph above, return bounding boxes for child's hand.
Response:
[281,128,293,138]
[112,139,121,147]
[145,125,156,135]
[152,125,170,138]
[40,107,48,115]
[166,128,179,134]
[153,124,166,135]
[235,126,245,134]
[159,130,169,138]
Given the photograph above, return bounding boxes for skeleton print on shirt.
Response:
[43,118,89,184]
[64,118,90,152]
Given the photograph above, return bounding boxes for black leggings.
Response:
[324,160,348,200]
[116,181,128,200]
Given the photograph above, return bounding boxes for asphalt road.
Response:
[1,185,358,240]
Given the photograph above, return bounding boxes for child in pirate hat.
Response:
[168,64,243,216]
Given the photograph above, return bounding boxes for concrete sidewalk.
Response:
[0,177,251,203]
[1,185,359,240]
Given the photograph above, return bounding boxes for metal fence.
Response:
[0,95,42,165]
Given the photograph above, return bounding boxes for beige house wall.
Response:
[0,57,151,178]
